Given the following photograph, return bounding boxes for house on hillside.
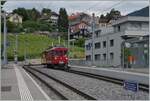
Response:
[69,12,92,39]
[40,12,51,22]
[7,13,23,24]
[40,11,59,26]
[50,12,59,26]
[70,21,90,39]
[85,6,149,68]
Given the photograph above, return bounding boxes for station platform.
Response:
[69,65,149,85]
[1,63,51,100]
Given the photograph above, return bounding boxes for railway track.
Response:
[23,65,96,100]
[66,69,149,92]
[24,64,149,92]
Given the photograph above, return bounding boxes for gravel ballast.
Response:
[31,66,149,100]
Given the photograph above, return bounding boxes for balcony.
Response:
[123,29,149,36]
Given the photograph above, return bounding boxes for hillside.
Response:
[1,33,85,60]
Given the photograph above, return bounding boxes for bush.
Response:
[22,20,52,32]
[22,20,39,31]
[2,21,23,33]
[74,38,85,47]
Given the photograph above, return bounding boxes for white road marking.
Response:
[14,64,34,101]
[23,67,51,100]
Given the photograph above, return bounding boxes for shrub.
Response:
[74,38,85,47]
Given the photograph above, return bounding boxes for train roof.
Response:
[42,46,68,53]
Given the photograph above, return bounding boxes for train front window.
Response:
[64,50,68,55]
[54,50,68,56]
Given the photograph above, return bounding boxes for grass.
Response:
[1,33,85,61]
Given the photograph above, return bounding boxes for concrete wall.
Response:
[114,21,149,36]
[69,59,92,66]
[85,32,123,67]
[85,16,149,67]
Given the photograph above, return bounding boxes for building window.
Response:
[132,22,142,29]
[117,25,120,32]
[86,55,91,61]
[103,53,106,61]
[95,54,101,61]
[103,41,106,48]
[110,39,114,47]
[110,52,114,60]
[95,30,101,37]
[95,42,101,49]
[86,43,92,50]
[85,45,89,50]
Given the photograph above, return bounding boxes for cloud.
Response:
[3,0,148,16]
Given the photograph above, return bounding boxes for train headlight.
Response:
[65,57,68,60]
[54,57,57,60]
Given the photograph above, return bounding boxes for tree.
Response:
[22,20,39,32]
[75,38,85,47]
[30,8,40,21]
[39,21,52,32]
[100,14,105,19]
[6,21,23,32]
[13,8,40,21]
[41,8,51,17]
[6,21,16,32]
[13,8,28,21]
[22,20,52,32]
[58,8,68,33]
[109,8,121,20]
[99,8,121,23]
[106,8,121,21]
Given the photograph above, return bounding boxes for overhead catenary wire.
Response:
[96,0,125,16]
[80,0,124,16]
[83,1,101,13]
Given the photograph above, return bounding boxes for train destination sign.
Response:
[123,80,139,92]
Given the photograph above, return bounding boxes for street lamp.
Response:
[23,29,27,64]
[91,13,95,66]
[68,24,70,58]
[2,11,7,65]
[14,15,19,64]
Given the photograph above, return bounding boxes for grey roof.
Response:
[127,6,149,17]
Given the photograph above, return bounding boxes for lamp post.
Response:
[2,11,7,65]
[91,13,95,66]
[14,16,19,64]
[68,24,70,58]
[23,29,27,64]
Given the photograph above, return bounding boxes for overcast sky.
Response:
[3,0,149,16]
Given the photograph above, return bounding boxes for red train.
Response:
[41,46,70,70]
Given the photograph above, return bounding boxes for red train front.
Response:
[41,46,69,70]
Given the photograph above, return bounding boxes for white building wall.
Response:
[85,16,149,67]
[85,32,123,67]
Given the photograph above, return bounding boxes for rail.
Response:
[23,65,96,100]
[67,68,149,92]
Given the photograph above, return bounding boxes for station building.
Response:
[85,6,149,67]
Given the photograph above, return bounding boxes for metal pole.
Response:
[106,36,109,66]
[52,42,53,47]
[68,25,70,57]
[73,40,74,48]
[24,34,27,63]
[122,42,125,70]
[3,12,7,64]
[58,36,61,45]
[15,33,18,64]
[91,13,95,66]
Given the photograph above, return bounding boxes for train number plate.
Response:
[59,61,64,64]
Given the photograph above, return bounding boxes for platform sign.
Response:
[123,80,139,92]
